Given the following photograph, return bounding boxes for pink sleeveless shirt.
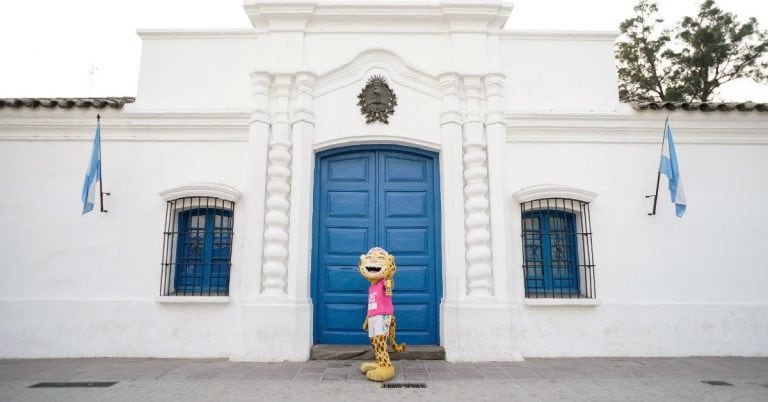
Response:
[367,280,394,317]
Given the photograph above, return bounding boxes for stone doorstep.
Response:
[310,345,446,360]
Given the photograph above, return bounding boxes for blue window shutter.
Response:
[523,209,579,295]
[174,207,232,295]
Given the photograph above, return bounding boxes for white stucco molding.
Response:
[505,112,768,144]
[155,296,231,304]
[137,29,264,40]
[244,1,513,33]
[314,49,441,99]
[501,30,618,42]
[513,184,598,204]
[523,298,600,307]
[314,135,441,153]
[159,183,242,203]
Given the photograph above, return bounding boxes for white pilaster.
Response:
[438,73,466,353]
[241,72,273,299]
[483,73,509,300]
[287,72,317,302]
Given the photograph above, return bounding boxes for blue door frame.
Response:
[311,145,442,345]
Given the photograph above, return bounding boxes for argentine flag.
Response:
[81,124,101,214]
[659,123,686,217]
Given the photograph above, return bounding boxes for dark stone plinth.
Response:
[310,345,445,360]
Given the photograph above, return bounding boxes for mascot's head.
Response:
[358,247,396,284]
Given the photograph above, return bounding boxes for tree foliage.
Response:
[616,0,768,102]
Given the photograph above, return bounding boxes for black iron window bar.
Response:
[160,196,235,297]
[520,198,595,299]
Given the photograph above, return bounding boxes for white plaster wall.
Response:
[135,34,259,110]
[505,117,768,357]
[304,34,452,78]
[501,32,623,112]
[0,120,249,357]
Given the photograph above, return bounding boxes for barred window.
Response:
[521,198,595,298]
[160,196,234,296]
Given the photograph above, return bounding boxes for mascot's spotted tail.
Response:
[358,247,406,382]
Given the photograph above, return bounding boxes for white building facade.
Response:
[1,1,767,362]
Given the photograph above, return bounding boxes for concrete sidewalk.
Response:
[1,357,767,401]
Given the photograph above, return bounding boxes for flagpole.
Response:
[97,114,108,213]
[647,117,668,216]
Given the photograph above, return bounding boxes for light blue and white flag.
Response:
[659,123,686,217]
[81,124,101,214]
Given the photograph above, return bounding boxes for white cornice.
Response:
[137,29,264,40]
[500,30,619,42]
[243,1,513,32]
[2,109,765,144]
[159,183,242,202]
[0,109,251,142]
[513,184,598,203]
[505,111,768,144]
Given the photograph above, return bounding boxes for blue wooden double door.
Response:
[312,146,442,345]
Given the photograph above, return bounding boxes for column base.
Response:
[230,299,312,362]
[442,299,523,362]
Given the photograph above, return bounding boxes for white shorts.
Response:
[367,314,392,338]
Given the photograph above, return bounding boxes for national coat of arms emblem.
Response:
[357,75,397,124]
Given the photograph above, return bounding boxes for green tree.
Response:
[616,0,768,102]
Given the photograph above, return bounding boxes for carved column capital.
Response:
[439,73,463,126]
[483,73,505,125]
[250,71,273,124]
[462,75,484,124]
[291,72,317,125]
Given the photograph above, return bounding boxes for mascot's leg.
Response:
[388,316,407,353]
[360,319,377,373]
[366,335,395,382]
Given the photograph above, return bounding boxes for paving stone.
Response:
[321,373,349,381]
[1,358,767,401]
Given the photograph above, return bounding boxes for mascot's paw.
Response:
[360,361,377,373]
[366,366,395,382]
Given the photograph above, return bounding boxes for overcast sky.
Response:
[0,0,766,101]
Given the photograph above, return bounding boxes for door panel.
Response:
[313,146,441,345]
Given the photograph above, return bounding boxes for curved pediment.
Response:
[314,49,441,99]
[159,183,242,202]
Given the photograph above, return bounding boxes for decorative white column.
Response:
[261,75,293,296]
[241,72,273,298]
[483,73,509,299]
[236,72,314,362]
[287,72,317,301]
[462,75,494,298]
[438,73,466,303]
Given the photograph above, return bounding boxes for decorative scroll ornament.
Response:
[357,75,397,124]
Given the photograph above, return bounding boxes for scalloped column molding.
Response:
[260,74,294,296]
[159,183,242,202]
[462,75,493,298]
[253,72,317,297]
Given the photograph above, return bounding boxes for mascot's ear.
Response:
[360,254,366,261]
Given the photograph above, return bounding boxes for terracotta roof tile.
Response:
[0,97,135,109]
[631,101,767,112]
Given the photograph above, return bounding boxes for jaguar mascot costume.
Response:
[358,247,406,382]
